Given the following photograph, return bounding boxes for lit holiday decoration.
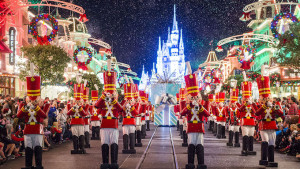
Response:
[271,12,299,38]
[29,14,58,45]
[236,43,257,70]
[73,47,93,70]
[211,68,223,83]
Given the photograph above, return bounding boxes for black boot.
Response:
[208,121,212,131]
[34,146,43,169]
[241,136,248,156]
[267,145,278,167]
[129,133,136,154]
[141,125,146,139]
[221,126,226,138]
[96,126,100,140]
[227,131,233,146]
[101,144,110,169]
[186,144,195,169]
[122,134,129,154]
[213,123,217,135]
[180,125,183,137]
[135,130,142,147]
[84,131,91,148]
[91,126,96,140]
[196,144,207,169]
[177,120,179,131]
[110,143,119,169]
[247,136,256,155]
[259,141,268,166]
[217,124,221,139]
[234,132,240,147]
[146,120,150,131]
[78,135,86,154]
[71,135,79,154]
[182,130,188,147]
[22,147,33,169]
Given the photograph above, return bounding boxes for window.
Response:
[266,7,272,18]
[9,27,16,65]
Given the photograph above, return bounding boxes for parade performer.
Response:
[82,82,91,148]
[212,93,218,136]
[95,59,123,169]
[207,94,214,131]
[122,78,138,154]
[145,93,151,131]
[178,88,185,138]
[17,75,47,169]
[175,93,180,131]
[180,87,188,147]
[255,66,284,167]
[226,88,240,147]
[90,87,101,140]
[216,92,227,139]
[139,90,147,139]
[238,72,257,156]
[182,62,210,169]
[67,83,87,154]
[134,84,143,147]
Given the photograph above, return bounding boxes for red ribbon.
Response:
[79,14,89,23]
[37,35,50,45]
[241,60,251,70]
[77,62,88,70]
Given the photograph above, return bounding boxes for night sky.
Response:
[74,0,254,77]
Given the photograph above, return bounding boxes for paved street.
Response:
[1,124,299,169]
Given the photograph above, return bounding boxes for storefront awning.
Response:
[0,41,12,53]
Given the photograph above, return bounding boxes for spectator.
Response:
[48,101,58,127]
[57,106,67,141]
[288,97,298,115]
[50,122,62,144]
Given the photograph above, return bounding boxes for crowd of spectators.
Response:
[0,94,72,165]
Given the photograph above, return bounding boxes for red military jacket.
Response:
[122,105,138,125]
[146,104,151,117]
[239,103,256,126]
[174,104,180,118]
[138,103,146,121]
[227,106,240,125]
[215,106,227,122]
[256,104,284,131]
[83,104,90,125]
[17,105,47,135]
[67,106,87,125]
[95,96,122,129]
[181,104,210,133]
[90,106,101,121]
[179,100,186,119]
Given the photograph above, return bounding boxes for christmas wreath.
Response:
[73,47,93,70]
[211,68,223,83]
[236,44,257,70]
[271,12,298,38]
[203,73,213,84]
[29,14,58,45]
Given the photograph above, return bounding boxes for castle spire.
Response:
[168,27,171,40]
[158,36,162,51]
[172,4,178,32]
[179,29,184,54]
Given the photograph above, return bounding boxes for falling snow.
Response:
[73,0,254,76]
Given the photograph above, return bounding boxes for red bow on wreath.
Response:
[77,62,88,70]
[79,14,89,23]
[37,35,50,45]
[216,45,223,52]
[241,60,251,70]
[239,12,251,22]
[105,49,112,55]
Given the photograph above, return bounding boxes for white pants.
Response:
[84,125,89,132]
[100,128,119,145]
[218,122,226,126]
[260,130,276,146]
[71,125,84,137]
[122,125,136,135]
[188,133,204,145]
[241,126,255,137]
[24,134,43,148]
[91,121,101,127]
[136,117,142,131]
[229,125,240,132]
[141,120,146,125]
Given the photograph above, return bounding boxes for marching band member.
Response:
[67,83,87,154]
[82,83,91,148]
[207,94,214,131]
[95,60,123,169]
[90,89,101,140]
[227,88,240,147]
[17,75,47,169]
[215,92,227,139]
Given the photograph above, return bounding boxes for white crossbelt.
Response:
[125,108,132,117]
[264,108,272,120]
[217,107,224,116]
[191,108,201,122]
[245,107,252,118]
[28,109,37,123]
[105,102,114,117]
[230,108,237,114]
[93,108,98,116]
